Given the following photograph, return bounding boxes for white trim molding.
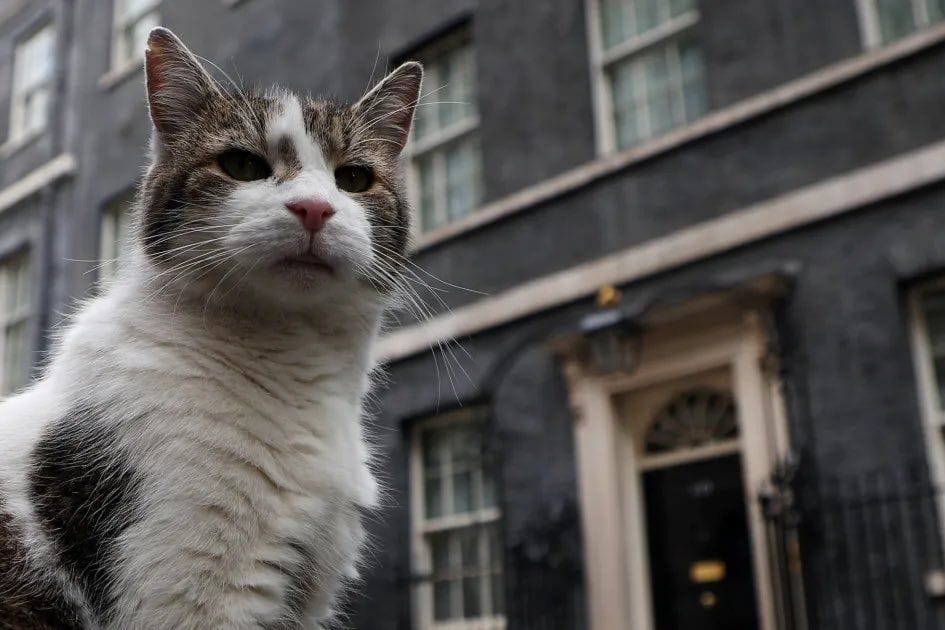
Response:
[0,154,77,215]
[379,139,945,363]
[411,22,945,253]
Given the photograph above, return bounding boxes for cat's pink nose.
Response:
[286,198,335,233]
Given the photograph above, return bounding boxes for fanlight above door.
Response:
[644,388,739,454]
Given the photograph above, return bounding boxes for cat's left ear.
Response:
[145,27,220,145]
[352,62,424,157]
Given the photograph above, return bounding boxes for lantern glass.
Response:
[585,324,641,374]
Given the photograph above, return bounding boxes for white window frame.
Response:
[586,0,702,155]
[409,410,505,630]
[908,277,945,552]
[857,0,944,48]
[405,32,482,235]
[8,24,55,145]
[0,254,31,396]
[110,0,160,72]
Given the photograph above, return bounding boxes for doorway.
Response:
[619,371,760,630]
[559,296,795,630]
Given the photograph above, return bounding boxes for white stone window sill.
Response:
[0,130,43,159]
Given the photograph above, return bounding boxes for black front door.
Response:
[643,454,760,630]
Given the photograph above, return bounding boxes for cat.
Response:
[0,27,421,629]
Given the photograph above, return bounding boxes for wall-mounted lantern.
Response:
[577,285,643,375]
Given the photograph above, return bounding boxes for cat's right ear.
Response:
[144,28,219,144]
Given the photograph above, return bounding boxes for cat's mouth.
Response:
[274,253,335,276]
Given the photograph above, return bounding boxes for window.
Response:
[408,36,482,233]
[9,25,55,143]
[99,191,135,284]
[591,0,707,152]
[858,0,945,47]
[410,410,504,629]
[111,0,160,70]
[0,254,31,396]
[909,281,945,549]
[912,283,945,451]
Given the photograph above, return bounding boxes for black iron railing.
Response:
[802,470,945,630]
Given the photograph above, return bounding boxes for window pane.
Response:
[633,0,662,35]
[431,532,452,575]
[460,527,480,571]
[413,63,439,142]
[24,88,50,136]
[450,422,480,471]
[100,192,135,284]
[876,0,917,43]
[423,426,447,475]
[610,39,706,150]
[3,321,28,394]
[12,27,54,139]
[610,59,644,149]
[491,569,505,614]
[602,0,695,47]
[644,49,677,136]
[482,468,497,508]
[416,155,439,230]
[412,42,476,141]
[453,470,473,513]
[600,0,631,49]
[679,39,708,121]
[930,0,945,22]
[5,261,27,316]
[670,0,695,17]
[441,46,477,128]
[425,476,444,518]
[444,138,481,221]
[462,577,481,618]
[433,580,453,620]
[488,524,501,568]
[12,261,30,313]
[21,28,54,91]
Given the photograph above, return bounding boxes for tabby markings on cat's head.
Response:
[138,27,422,308]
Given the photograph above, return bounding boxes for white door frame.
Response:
[556,303,792,630]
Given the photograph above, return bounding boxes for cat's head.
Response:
[135,28,421,316]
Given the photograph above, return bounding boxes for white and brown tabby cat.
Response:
[0,27,422,629]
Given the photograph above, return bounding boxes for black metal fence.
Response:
[803,469,945,630]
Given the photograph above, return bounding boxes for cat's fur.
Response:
[0,28,422,629]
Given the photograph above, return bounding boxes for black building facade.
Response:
[1,1,945,628]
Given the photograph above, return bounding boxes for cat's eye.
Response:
[335,165,374,193]
[218,149,272,182]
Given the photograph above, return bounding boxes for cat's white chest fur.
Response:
[51,288,382,629]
